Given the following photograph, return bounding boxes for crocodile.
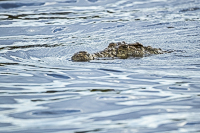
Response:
[71,41,167,62]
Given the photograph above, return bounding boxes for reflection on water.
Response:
[0,0,200,132]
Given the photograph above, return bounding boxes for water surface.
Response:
[0,0,200,132]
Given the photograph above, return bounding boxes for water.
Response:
[0,0,200,132]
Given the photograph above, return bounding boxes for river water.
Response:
[0,0,200,132]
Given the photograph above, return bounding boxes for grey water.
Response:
[0,0,200,132]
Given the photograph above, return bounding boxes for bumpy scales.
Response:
[71,42,165,62]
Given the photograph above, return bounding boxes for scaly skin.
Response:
[71,42,165,62]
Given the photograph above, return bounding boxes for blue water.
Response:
[0,0,200,132]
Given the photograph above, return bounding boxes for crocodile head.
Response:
[71,51,92,62]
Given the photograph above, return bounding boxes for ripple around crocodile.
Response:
[71,41,170,62]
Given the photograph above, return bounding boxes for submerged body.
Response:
[71,42,166,62]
